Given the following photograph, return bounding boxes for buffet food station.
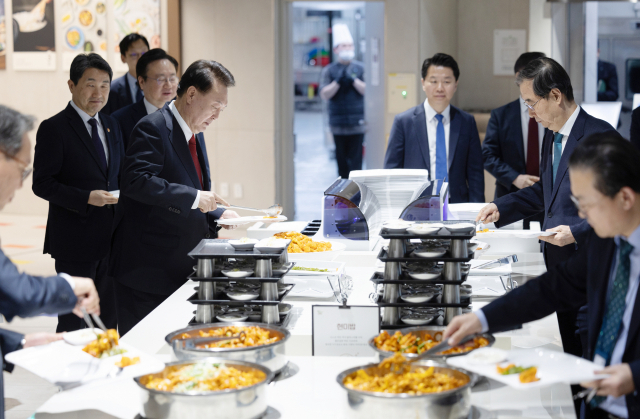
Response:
[23,171,581,419]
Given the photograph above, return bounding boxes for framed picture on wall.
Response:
[12,0,56,70]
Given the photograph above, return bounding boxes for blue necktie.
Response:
[590,239,634,408]
[552,132,563,184]
[435,114,447,181]
[88,118,107,173]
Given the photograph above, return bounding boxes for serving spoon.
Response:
[219,204,283,217]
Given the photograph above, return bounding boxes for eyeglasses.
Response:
[0,151,32,182]
[145,76,179,86]
[127,51,146,59]
[524,98,542,112]
[570,195,597,214]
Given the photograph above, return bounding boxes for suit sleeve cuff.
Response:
[58,273,75,290]
[475,309,490,333]
[192,190,200,210]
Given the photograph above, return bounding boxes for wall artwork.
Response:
[12,0,56,70]
[112,0,160,72]
[0,0,6,69]
[59,0,108,69]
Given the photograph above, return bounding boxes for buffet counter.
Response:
[32,245,579,419]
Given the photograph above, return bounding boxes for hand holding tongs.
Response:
[81,308,117,347]
[173,332,246,350]
[473,254,518,270]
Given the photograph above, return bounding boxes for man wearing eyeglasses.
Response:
[32,53,124,332]
[476,57,617,395]
[112,48,179,148]
[102,33,150,115]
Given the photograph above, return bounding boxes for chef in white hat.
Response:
[319,23,366,179]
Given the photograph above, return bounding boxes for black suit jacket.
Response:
[483,229,640,417]
[598,60,619,102]
[111,99,148,150]
[32,104,125,262]
[110,104,223,295]
[102,74,136,116]
[482,99,531,199]
[630,107,640,152]
[493,108,616,268]
[383,104,485,203]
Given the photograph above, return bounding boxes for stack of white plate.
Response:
[349,169,430,222]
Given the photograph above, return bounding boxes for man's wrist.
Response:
[192,190,200,210]
[59,273,75,290]
[474,309,490,333]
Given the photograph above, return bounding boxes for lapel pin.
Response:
[107,128,110,133]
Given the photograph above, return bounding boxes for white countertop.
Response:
[35,246,577,419]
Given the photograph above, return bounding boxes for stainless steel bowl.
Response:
[134,358,273,419]
[337,360,472,419]
[368,326,495,362]
[165,322,290,373]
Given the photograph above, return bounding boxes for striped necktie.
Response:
[552,132,563,184]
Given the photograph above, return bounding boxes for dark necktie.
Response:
[135,84,144,102]
[526,117,539,177]
[590,239,634,408]
[88,118,107,173]
[435,114,447,181]
[552,132,563,184]
[188,134,203,189]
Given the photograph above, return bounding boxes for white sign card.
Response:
[312,305,379,357]
[493,29,526,76]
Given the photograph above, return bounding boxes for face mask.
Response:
[338,50,355,61]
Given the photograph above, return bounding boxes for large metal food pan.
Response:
[135,358,273,419]
[165,322,290,373]
[368,325,495,362]
[336,360,472,419]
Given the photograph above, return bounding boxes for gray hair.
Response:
[0,105,35,157]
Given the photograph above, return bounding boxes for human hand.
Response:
[198,191,230,213]
[512,174,540,189]
[539,225,575,247]
[580,364,635,399]
[71,277,100,317]
[88,190,118,207]
[219,210,240,230]
[23,332,64,348]
[442,313,483,346]
[476,203,500,224]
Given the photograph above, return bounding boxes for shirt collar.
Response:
[169,100,193,142]
[424,99,450,123]
[126,72,138,89]
[143,97,159,115]
[614,223,640,253]
[558,105,581,137]
[69,100,100,125]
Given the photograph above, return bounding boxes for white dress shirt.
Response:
[143,98,159,115]
[126,72,141,102]
[169,100,201,209]
[69,100,109,163]
[423,100,450,182]
[519,98,544,163]
[552,105,581,161]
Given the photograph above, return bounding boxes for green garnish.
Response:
[500,365,533,375]
[292,267,330,272]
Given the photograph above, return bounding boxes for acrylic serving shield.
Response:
[323,178,381,241]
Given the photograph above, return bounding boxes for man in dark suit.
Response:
[101,34,150,115]
[111,60,239,335]
[598,53,619,102]
[0,105,101,417]
[447,133,640,419]
[482,52,546,231]
[112,48,178,148]
[384,53,484,203]
[32,53,124,332]
[477,59,617,411]
[630,107,640,152]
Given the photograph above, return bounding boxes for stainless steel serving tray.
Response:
[336,359,472,419]
[134,357,273,419]
[368,325,495,362]
[165,322,290,373]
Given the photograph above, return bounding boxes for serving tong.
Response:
[218,204,283,218]
[172,332,247,351]
[389,334,478,374]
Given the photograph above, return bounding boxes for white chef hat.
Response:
[332,23,354,48]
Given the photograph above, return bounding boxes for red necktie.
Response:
[188,134,203,188]
[526,117,539,177]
